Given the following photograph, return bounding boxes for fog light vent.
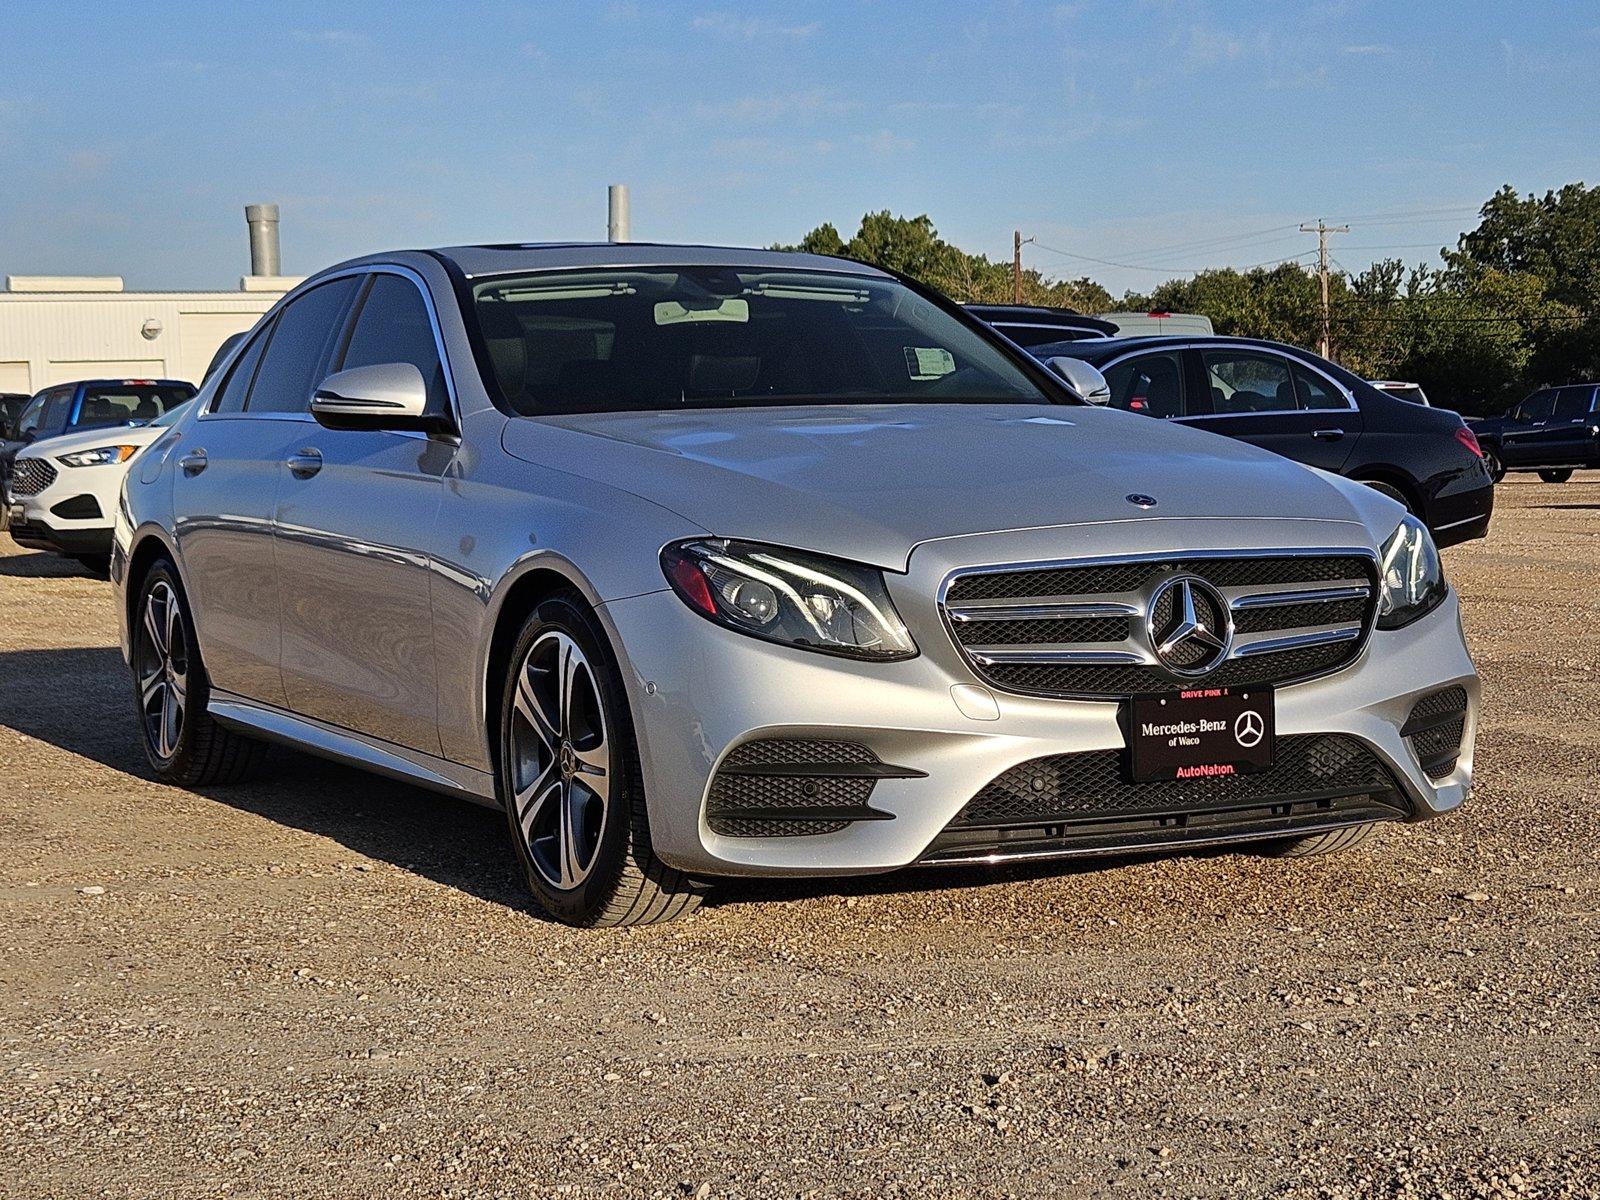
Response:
[1401,687,1468,780]
[705,738,924,838]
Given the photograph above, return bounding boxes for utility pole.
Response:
[1300,219,1348,359]
[1012,230,1034,304]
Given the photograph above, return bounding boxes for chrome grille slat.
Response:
[1231,623,1364,658]
[948,598,1141,621]
[1228,583,1371,610]
[941,551,1379,699]
[969,646,1154,667]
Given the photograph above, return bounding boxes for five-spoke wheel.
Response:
[498,592,702,926]
[136,580,189,761]
[131,560,263,786]
[509,630,611,892]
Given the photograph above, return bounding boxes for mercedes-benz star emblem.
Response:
[1147,575,1233,676]
[1234,710,1265,748]
[1126,493,1158,509]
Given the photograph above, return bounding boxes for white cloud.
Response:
[290,28,367,47]
[1341,43,1394,55]
[692,13,819,41]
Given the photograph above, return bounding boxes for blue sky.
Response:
[2,1,1595,296]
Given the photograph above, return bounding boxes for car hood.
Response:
[18,423,166,462]
[502,403,1391,570]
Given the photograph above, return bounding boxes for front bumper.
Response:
[4,466,115,557]
[603,553,1478,879]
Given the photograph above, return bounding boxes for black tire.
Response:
[72,554,111,579]
[1359,479,1413,512]
[498,590,704,927]
[1538,468,1574,483]
[1482,444,1506,483]
[131,559,266,786]
[1257,822,1376,858]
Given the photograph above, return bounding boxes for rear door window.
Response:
[1552,387,1596,420]
[244,277,360,414]
[1291,364,1347,410]
[1202,351,1303,415]
[212,322,274,414]
[1102,353,1186,417]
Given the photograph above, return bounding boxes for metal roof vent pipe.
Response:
[245,203,281,276]
[607,185,630,243]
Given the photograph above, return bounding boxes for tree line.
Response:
[782,184,1600,415]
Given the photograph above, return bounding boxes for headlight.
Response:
[1376,514,1446,629]
[661,539,918,661]
[59,444,139,468]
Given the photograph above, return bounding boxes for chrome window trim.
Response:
[1085,341,1360,417]
[197,263,461,435]
[935,546,1382,700]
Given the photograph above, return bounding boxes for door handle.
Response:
[1310,428,1345,442]
[178,449,208,476]
[286,448,323,479]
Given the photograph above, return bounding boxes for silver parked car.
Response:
[113,244,1479,926]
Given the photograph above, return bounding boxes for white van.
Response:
[1100,311,1216,337]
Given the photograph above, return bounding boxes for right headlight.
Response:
[1375,514,1447,630]
[660,538,918,661]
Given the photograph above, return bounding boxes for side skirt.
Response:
[209,692,501,809]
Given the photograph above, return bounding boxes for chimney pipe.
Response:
[607,185,630,243]
[245,203,281,276]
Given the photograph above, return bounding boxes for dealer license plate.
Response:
[1127,686,1274,783]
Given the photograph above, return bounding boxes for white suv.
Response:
[7,402,192,572]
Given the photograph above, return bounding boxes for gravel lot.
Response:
[1,477,1596,1199]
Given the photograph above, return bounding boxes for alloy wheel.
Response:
[137,581,188,761]
[508,630,611,891]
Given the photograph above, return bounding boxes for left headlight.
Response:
[1376,514,1447,630]
[661,539,918,661]
[60,444,139,468]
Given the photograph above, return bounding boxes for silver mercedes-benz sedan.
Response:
[112,243,1478,926]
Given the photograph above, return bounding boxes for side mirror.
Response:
[1045,357,1112,406]
[311,363,451,434]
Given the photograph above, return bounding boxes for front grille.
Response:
[1403,687,1468,779]
[952,734,1405,827]
[921,734,1410,863]
[8,459,57,497]
[942,553,1378,699]
[705,738,922,838]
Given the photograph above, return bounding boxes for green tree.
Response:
[780,212,1112,311]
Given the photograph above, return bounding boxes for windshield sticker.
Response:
[905,346,956,380]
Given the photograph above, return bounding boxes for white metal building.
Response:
[0,274,303,394]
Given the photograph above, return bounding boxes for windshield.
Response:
[70,383,196,431]
[469,268,1052,415]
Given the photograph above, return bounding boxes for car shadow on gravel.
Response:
[1528,503,1600,510]
[0,645,1276,923]
[0,646,533,914]
[0,551,93,579]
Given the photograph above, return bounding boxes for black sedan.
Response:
[1031,335,1494,547]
